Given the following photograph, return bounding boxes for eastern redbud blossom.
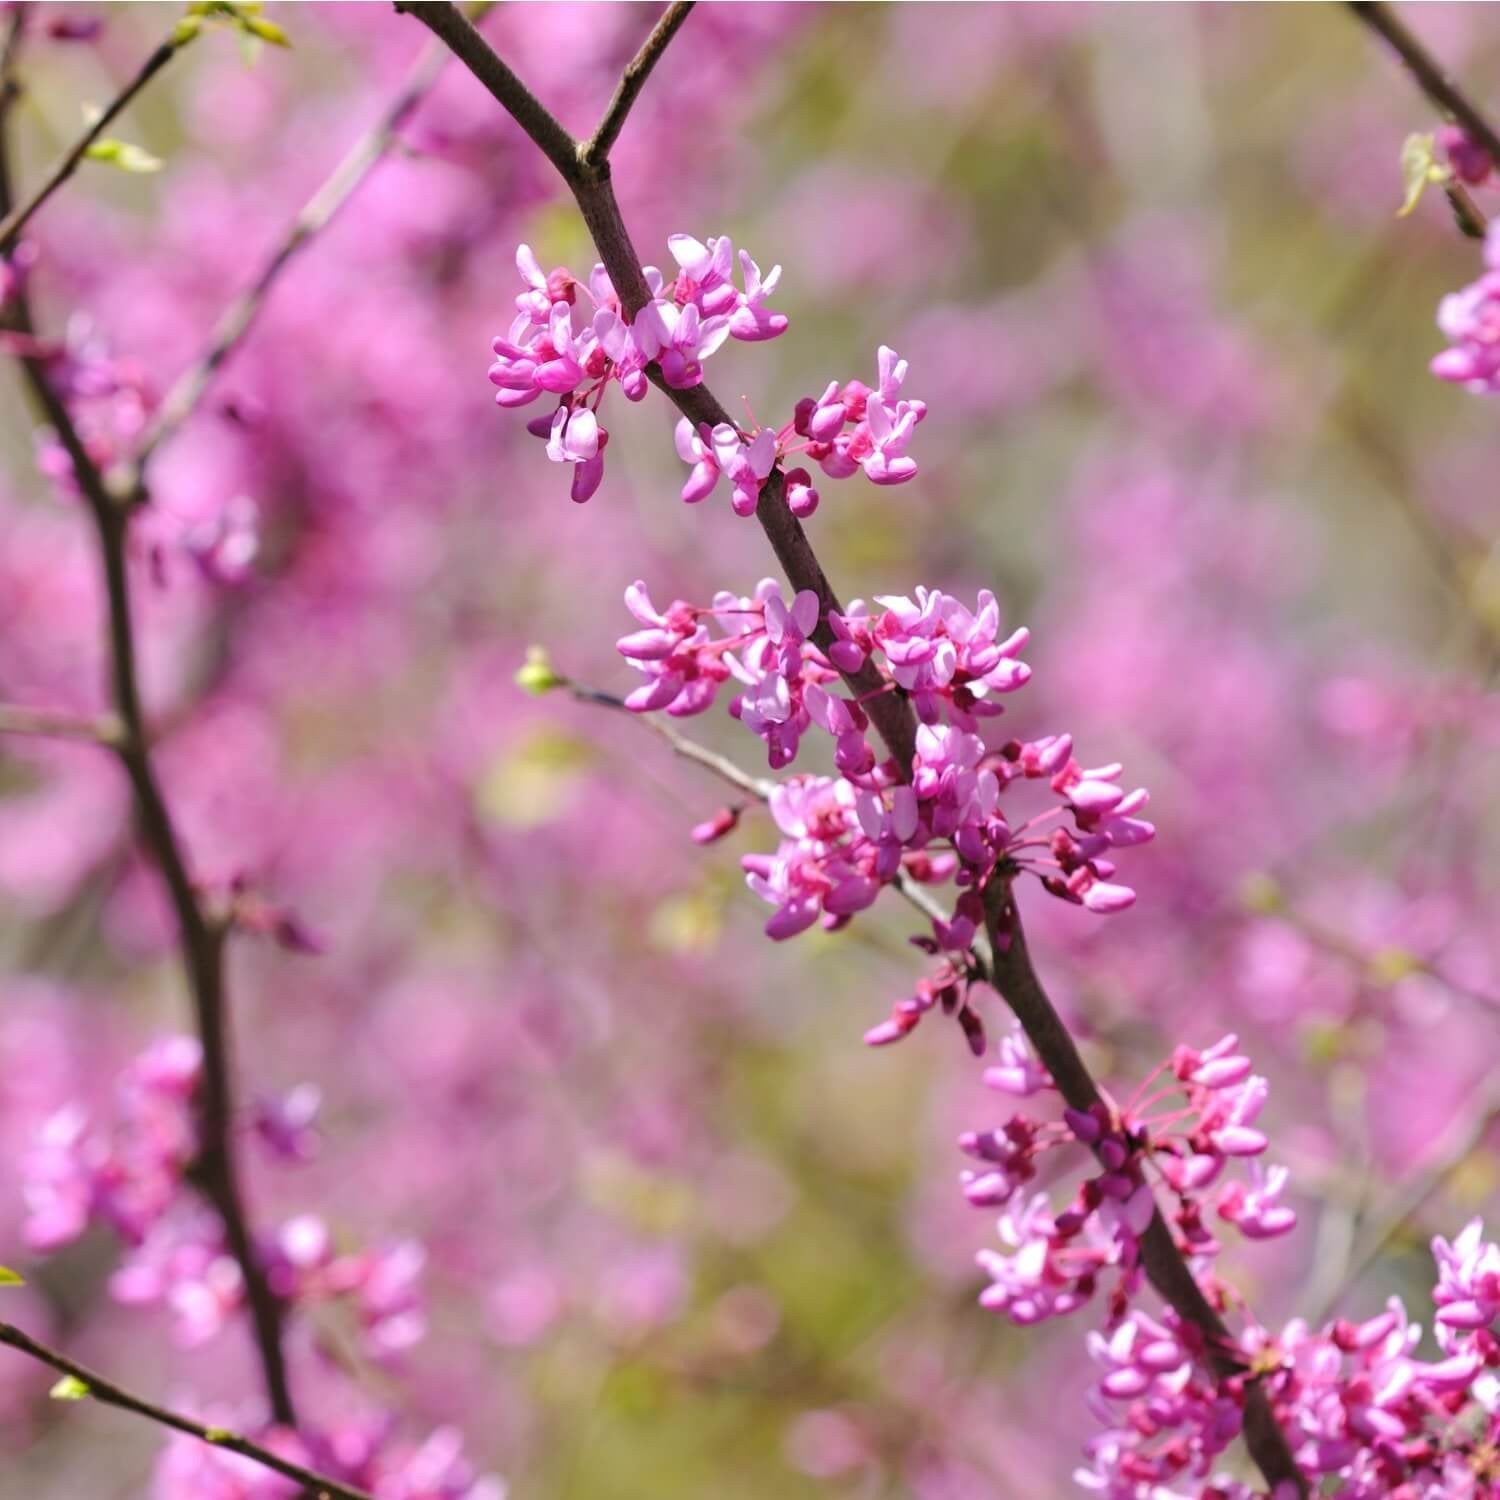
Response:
[967,1036,1294,1330]
[491,235,787,503]
[1078,1225,1500,1498]
[252,1084,322,1162]
[793,346,928,487]
[1431,1217,1500,1335]
[492,242,923,513]
[184,495,260,585]
[671,343,929,516]
[618,580,1153,1044]
[1431,222,1500,393]
[22,1035,202,1250]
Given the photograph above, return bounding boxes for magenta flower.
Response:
[674,417,721,503]
[799,347,927,487]
[1216,1161,1297,1240]
[1431,223,1500,393]
[711,423,777,516]
[1431,1218,1500,1334]
[616,581,730,716]
[1439,123,1494,185]
[545,406,607,503]
[741,776,880,938]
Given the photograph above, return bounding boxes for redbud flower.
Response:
[1431,1218,1500,1334]
[674,418,720,503]
[1216,1161,1297,1240]
[967,1038,1295,1329]
[616,581,729,716]
[1431,222,1500,393]
[184,495,260,585]
[691,806,741,844]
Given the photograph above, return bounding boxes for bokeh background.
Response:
[2,4,1498,1496]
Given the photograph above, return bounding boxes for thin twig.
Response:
[565,681,774,799]
[404,12,1305,1487]
[563,679,956,940]
[1310,1079,1500,1325]
[127,28,462,483]
[1348,2,1500,164]
[0,31,295,1428]
[0,703,120,744]
[0,35,182,255]
[0,1322,373,1500]
[579,1,695,168]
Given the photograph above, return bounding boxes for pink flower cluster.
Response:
[617,579,1154,1042]
[22,1034,201,1250]
[963,1033,1295,1328]
[20,1035,425,1360]
[489,236,786,503]
[491,236,923,509]
[154,1417,504,1500]
[1431,222,1500,393]
[26,324,154,497]
[674,343,926,517]
[1078,1222,1500,1497]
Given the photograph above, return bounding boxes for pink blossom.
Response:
[1431,223,1500,393]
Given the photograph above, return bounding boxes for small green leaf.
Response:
[1398,132,1450,217]
[49,1375,90,1401]
[241,15,291,46]
[0,1266,23,1287]
[515,645,565,697]
[85,139,164,174]
[204,1427,233,1443]
[171,15,204,45]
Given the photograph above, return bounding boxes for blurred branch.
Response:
[1310,1077,1500,1324]
[579,1,695,169]
[391,1,576,178]
[0,26,296,1429]
[0,703,120,744]
[1284,900,1500,1014]
[1348,2,1500,165]
[405,10,1309,1488]
[127,19,476,486]
[0,1322,373,1500]
[0,31,184,255]
[1332,391,1500,668]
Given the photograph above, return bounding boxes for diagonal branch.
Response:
[0,23,295,1428]
[0,33,184,255]
[1348,2,1500,164]
[403,8,1308,1489]
[580,0,695,168]
[127,25,467,485]
[0,1322,373,1500]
